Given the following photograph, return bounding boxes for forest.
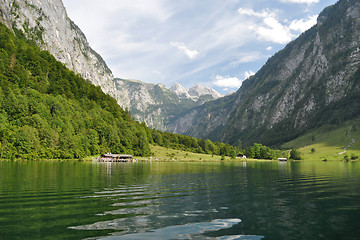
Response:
[0,23,239,160]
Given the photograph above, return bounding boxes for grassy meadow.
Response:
[283,121,360,161]
[137,145,232,162]
[85,120,360,163]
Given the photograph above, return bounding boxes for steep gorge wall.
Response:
[0,0,121,103]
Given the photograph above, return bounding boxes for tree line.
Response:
[244,143,291,160]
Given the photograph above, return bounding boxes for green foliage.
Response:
[0,23,152,159]
[290,149,302,160]
[150,129,237,157]
[343,153,359,160]
[245,143,287,160]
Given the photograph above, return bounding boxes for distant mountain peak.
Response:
[188,84,224,100]
[170,82,192,99]
[169,82,223,101]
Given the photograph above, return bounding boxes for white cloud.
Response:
[280,0,320,5]
[230,52,262,67]
[238,8,294,44]
[213,75,243,88]
[289,15,318,32]
[237,8,275,18]
[170,42,199,59]
[266,46,273,51]
[62,0,336,91]
[256,17,294,44]
[238,7,317,44]
[213,71,255,89]
[244,70,255,79]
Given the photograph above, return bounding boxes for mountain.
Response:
[169,83,224,102]
[166,0,360,147]
[0,0,124,104]
[187,84,224,101]
[113,79,222,130]
[0,22,237,160]
[0,23,153,159]
[0,0,223,131]
[170,82,193,99]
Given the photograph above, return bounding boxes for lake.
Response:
[0,160,359,240]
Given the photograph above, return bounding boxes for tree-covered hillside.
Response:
[0,23,236,160]
[0,23,153,159]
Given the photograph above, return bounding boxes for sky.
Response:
[62,0,338,94]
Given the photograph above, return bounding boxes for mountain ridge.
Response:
[166,0,360,147]
[114,78,222,130]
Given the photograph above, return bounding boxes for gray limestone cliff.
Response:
[170,82,224,101]
[0,0,121,103]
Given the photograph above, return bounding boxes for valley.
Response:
[1,1,360,239]
[0,0,360,160]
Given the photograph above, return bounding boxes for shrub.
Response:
[290,149,302,160]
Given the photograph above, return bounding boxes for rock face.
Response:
[167,0,360,146]
[0,0,120,102]
[187,84,223,101]
[114,79,222,130]
[170,82,193,99]
[169,82,224,101]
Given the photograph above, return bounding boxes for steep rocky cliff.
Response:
[167,0,360,146]
[0,0,121,102]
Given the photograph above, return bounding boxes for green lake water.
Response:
[0,160,359,240]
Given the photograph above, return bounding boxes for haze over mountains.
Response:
[1,0,360,148]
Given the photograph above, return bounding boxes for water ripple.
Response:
[89,218,264,240]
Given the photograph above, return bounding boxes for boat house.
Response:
[97,154,134,162]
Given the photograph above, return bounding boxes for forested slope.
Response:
[0,24,152,159]
[0,23,236,160]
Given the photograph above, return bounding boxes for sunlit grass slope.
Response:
[138,145,229,162]
[283,120,360,161]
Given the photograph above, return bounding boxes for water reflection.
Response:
[95,219,264,240]
[1,161,359,240]
[71,161,360,240]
